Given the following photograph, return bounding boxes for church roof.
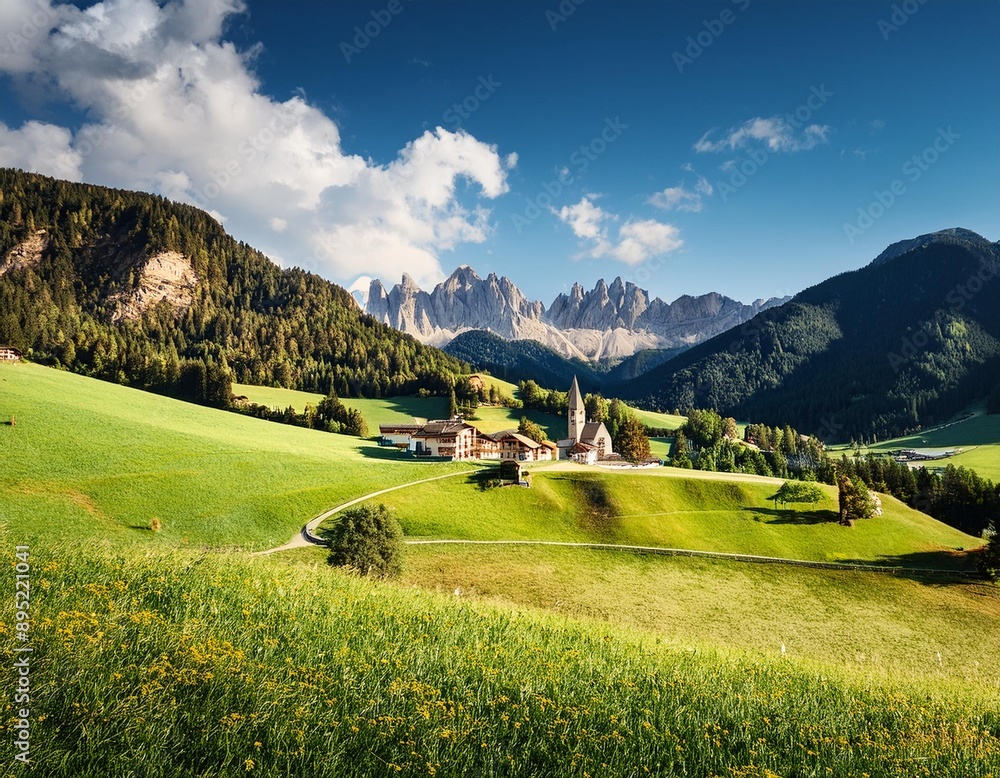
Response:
[580,421,610,443]
[568,375,584,409]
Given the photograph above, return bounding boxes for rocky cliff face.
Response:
[111,251,199,322]
[365,266,786,361]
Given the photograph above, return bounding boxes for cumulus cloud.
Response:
[648,176,713,213]
[0,120,83,180]
[554,196,683,266]
[0,0,510,289]
[695,116,830,153]
[556,196,608,240]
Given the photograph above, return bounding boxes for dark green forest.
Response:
[444,329,602,388]
[620,233,1000,442]
[0,169,468,406]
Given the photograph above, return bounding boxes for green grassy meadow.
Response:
[1,364,470,549]
[628,406,687,430]
[396,544,1000,686]
[2,363,1000,776]
[830,404,1000,482]
[347,468,980,570]
[233,382,450,427]
[2,543,997,777]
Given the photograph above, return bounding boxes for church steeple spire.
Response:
[568,375,585,442]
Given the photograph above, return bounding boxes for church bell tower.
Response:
[568,375,585,442]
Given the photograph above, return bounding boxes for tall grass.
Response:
[3,542,998,777]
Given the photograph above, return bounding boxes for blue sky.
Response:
[1,0,997,306]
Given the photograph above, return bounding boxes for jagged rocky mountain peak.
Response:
[364,265,786,361]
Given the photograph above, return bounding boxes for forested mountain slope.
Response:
[620,229,1000,442]
[0,169,466,403]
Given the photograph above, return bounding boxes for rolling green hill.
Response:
[233,382,450,427]
[3,362,999,776]
[343,467,981,570]
[0,362,470,549]
[4,543,997,777]
[398,543,1000,684]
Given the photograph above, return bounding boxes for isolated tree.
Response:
[327,504,403,579]
[772,481,824,510]
[517,416,546,444]
[615,414,651,464]
[838,474,877,526]
[978,523,999,580]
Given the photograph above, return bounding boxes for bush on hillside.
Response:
[326,504,403,579]
[979,524,1000,580]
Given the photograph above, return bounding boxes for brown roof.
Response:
[412,420,477,438]
[379,424,422,434]
[580,421,610,442]
[491,430,540,448]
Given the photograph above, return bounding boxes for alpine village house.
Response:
[378,376,613,464]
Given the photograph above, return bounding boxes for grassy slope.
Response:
[3,364,1000,776]
[628,406,687,430]
[233,380,561,438]
[1,364,470,549]
[830,404,1000,481]
[396,544,1000,686]
[3,543,996,778]
[233,382,450,426]
[351,468,980,569]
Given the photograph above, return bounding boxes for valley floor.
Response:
[2,363,999,776]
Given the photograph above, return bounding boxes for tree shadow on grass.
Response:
[742,507,840,525]
[356,444,413,461]
[838,549,984,579]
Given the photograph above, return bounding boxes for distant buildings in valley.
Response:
[378,376,615,464]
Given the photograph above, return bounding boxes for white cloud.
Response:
[695,116,830,153]
[555,196,609,240]
[0,120,83,180]
[0,0,510,290]
[648,176,714,213]
[554,196,683,266]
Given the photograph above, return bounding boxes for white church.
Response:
[556,376,614,464]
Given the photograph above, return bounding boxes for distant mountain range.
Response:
[363,268,787,361]
[617,228,1000,441]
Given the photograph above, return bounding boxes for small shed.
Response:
[498,460,522,483]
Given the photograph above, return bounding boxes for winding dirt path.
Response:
[256,469,482,556]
